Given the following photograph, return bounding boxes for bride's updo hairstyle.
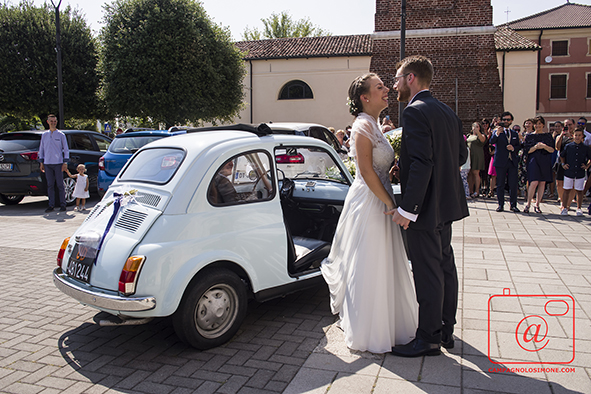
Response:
[347,73,377,117]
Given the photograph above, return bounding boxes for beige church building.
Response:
[234,35,372,131]
[232,1,590,131]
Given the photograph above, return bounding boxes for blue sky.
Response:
[17,0,590,40]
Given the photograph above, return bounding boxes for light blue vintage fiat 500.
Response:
[53,124,355,349]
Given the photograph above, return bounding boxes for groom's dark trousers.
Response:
[405,222,457,344]
[398,90,469,345]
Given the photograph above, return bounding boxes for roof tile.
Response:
[503,3,591,30]
[235,35,372,60]
[494,27,541,51]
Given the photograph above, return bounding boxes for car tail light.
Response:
[20,151,39,161]
[98,156,105,171]
[118,256,146,295]
[276,153,305,164]
[57,237,70,268]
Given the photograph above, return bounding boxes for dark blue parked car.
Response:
[0,130,111,205]
[97,129,185,197]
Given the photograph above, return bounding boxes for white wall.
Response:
[496,50,538,127]
[236,56,371,131]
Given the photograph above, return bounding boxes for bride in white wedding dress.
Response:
[320,73,418,353]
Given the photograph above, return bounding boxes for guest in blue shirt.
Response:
[560,127,591,216]
[38,114,69,212]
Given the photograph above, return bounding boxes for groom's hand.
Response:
[389,209,411,230]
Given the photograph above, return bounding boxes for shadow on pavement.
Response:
[286,330,580,394]
[56,284,333,392]
[0,195,101,217]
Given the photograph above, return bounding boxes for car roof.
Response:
[0,130,110,137]
[266,122,328,132]
[187,122,333,137]
[113,130,175,139]
[144,128,331,152]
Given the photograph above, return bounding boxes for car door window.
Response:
[275,146,349,183]
[93,135,111,152]
[309,126,340,151]
[69,133,94,151]
[208,151,274,206]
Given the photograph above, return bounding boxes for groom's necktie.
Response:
[506,129,512,161]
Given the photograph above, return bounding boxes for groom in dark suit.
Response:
[387,55,469,357]
[490,111,522,212]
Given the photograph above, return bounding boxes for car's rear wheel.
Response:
[173,268,248,349]
[63,177,76,205]
[0,194,25,205]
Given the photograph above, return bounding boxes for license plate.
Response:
[0,163,12,171]
[66,244,94,283]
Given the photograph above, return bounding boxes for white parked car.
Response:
[53,124,354,349]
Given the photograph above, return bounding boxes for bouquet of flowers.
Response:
[325,159,356,181]
[385,131,402,159]
[343,159,356,178]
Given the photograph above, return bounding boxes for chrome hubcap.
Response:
[195,284,238,338]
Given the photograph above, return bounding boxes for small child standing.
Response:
[560,127,591,216]
[66,164,90,211]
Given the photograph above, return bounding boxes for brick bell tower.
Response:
[371,0,503,131]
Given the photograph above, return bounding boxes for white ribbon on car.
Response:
[90,189,139,264]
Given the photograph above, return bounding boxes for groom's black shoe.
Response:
[391,338,441,357]
[441,334,455,349]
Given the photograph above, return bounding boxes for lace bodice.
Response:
[349,113,395,189]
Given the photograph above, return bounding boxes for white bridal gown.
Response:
[320,112,418,353]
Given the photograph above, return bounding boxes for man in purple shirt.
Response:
[38,114,69,212]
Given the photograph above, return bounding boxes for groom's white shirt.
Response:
[396,89,428,223]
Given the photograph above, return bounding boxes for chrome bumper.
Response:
[53,267,156,312]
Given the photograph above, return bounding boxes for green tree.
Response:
[242,11,330,40]
[100,0,245,126]
[0,1,99,123]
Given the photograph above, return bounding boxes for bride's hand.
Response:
[384,205,396,215]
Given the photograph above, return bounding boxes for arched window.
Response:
[278,80,313,100]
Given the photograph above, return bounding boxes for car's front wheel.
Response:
[0,194,24,205]
[173,268,248,349]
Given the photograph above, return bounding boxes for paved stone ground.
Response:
[1,195,590,394]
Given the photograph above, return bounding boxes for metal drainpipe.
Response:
[249,60,253,123]
[502,51,506,106]
[398,0,406,126]
[455,78,459,114]
[536,29,543,112]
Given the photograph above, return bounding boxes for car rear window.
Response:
[0,133,41,151]
[109,136,165,154]
[119,148,185,184]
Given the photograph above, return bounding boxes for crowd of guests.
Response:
[464,114,591,216]
[331,113,591,216]
[333,117,398,148]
